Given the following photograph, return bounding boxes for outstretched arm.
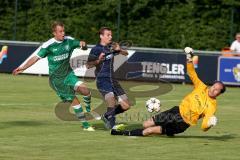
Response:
[184,47,204,88]
[12,56,40,75]
[201,115,217,132]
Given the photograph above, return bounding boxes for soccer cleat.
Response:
[101,114,113,129]
[83,126,95,132]
[112,124,126,131]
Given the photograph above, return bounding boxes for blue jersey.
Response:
[88,43,118,78]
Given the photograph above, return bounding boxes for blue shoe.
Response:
[101,114,115,129]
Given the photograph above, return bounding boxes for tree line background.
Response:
[1,0,240,51]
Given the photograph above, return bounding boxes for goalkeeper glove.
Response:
[184,47,194,62]
[207,116,217,127]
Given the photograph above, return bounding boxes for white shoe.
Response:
[83,126,95,131]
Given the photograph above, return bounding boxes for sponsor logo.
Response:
[233,64,240,82]
[193,56,199,68]
[0,46,8,64]
[141,62,185,80]
[53,53,69,61]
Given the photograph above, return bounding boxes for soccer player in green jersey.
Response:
[13,21,95,131]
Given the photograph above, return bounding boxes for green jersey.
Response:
[37,36,80,77]
[37,36,80,101]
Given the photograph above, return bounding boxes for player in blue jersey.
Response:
[86,27,130,129]
[13,21,95,131]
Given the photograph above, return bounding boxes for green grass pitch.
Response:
[0,73,239,160]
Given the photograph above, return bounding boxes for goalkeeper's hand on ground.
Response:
[184,47,194,62]
[207,116,217,127]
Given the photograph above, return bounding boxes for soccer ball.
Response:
[145,97,161,113]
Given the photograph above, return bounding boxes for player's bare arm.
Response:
[112,42,128,56]
[86,53,105,69]
[13,56,40,75]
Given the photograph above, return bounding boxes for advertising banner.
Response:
[0,42,220,84]
[218,56,240,86]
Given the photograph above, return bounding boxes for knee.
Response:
[143,121,151,129]
[76,83,90,95]
[143,118,154,128]
[119,100,131,110]
[143,128,154,135]
[121,103,130,110]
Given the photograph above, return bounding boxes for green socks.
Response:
[82,121,90,129]
[83,95,91,112]
[72,104,90,129]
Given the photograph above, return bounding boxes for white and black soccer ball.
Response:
[145,97,161,113]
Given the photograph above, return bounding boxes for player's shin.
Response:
[83,94,91,112]
[111,128,144,136]
[128,129,144,136]
[114,104,126,115]
[72,104,89,129]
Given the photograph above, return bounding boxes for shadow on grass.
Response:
[91,122,107,130]
[92,121,143,131]
[0,120,46,129]
[109,123,236,141]
[172,134,236,141]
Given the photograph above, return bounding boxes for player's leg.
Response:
[64,72,95,130]
[74,82,92,112]
[111,107,172,136]
[74,83,101,120]
[143,126,162,136]
[102,92,118,129]
[143,117,156,128]
[111,125,163,136]
[111,117,162,136]
[66,72,100,118]
[71,97,94,131]
[115,94,130,114]
[113,79,131,116]
[49,76,94,131]
[96,77,119,129]
[65,72,92,112]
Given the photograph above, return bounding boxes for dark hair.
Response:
[214,81,226,94]
[99,27,111,35]
[51,21,64,32]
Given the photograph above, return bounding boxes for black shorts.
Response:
[152,106,189,136]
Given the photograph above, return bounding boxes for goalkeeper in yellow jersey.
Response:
[111,47,226,136]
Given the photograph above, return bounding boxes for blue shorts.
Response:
[96,77,126,97]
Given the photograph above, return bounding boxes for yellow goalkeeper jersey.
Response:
[179,63,217,131]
